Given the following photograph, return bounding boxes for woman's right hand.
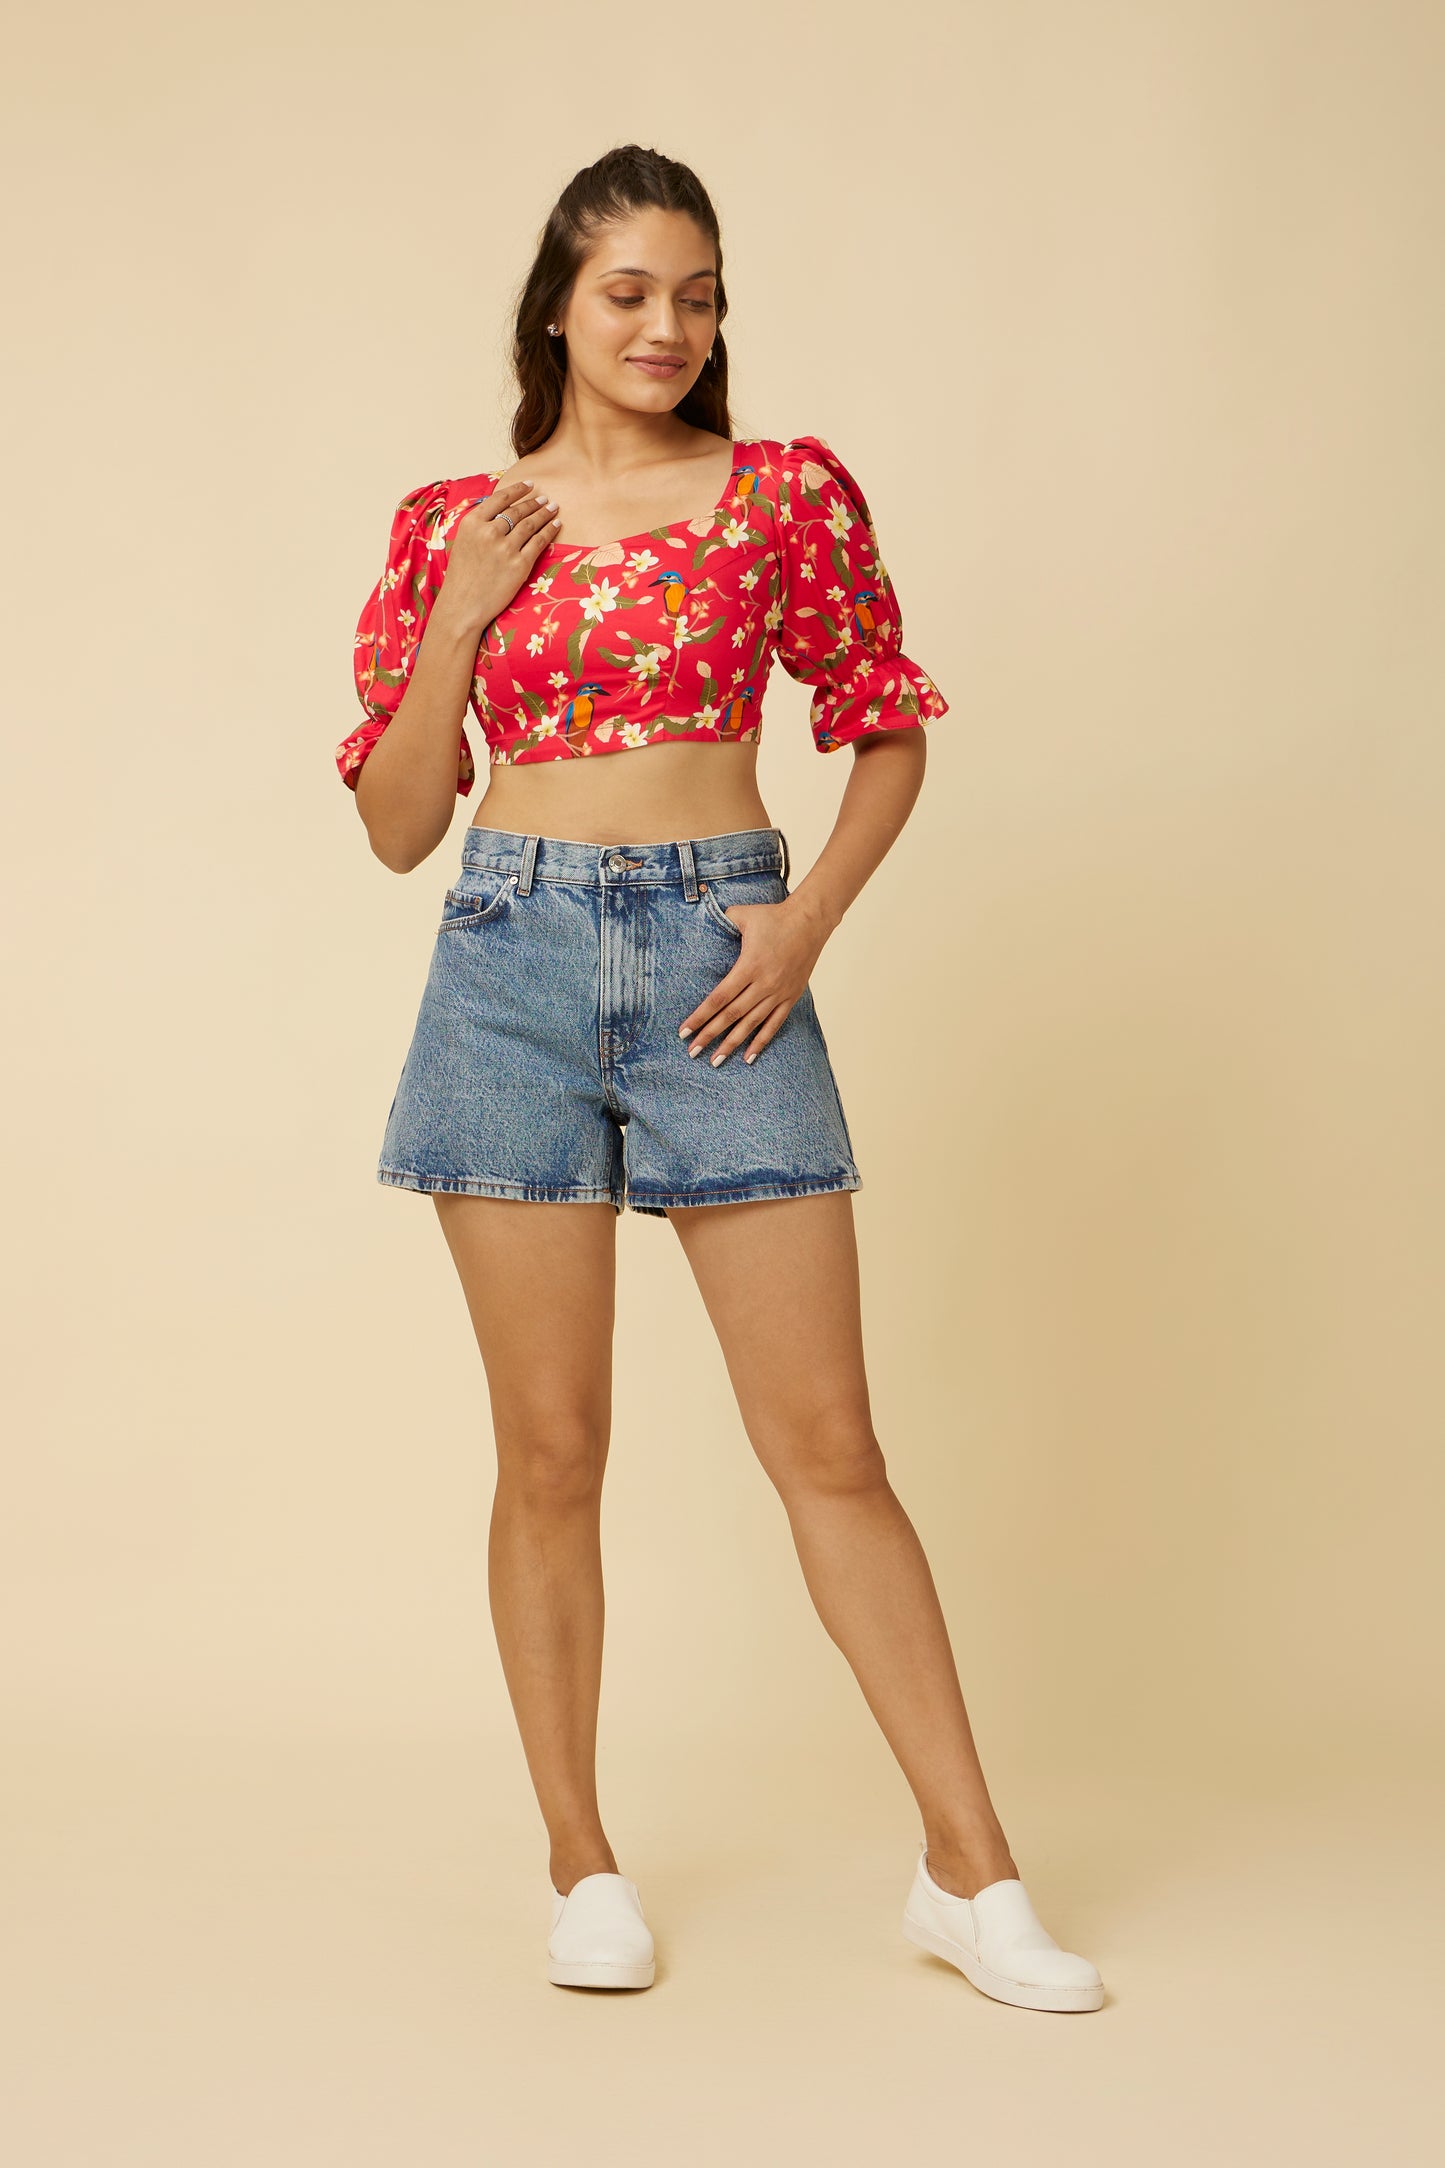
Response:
[439,479,561,635]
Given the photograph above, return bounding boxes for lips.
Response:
[627,358,685,376]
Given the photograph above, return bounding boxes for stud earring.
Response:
[547,323,560,336]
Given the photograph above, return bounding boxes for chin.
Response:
[621,389,690,416]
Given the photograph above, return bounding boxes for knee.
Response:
[766,1415,889,1500]
[496,1417,608,1509]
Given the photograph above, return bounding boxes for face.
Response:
[555,206,718,412]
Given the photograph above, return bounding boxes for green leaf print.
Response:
[813,609,843,656]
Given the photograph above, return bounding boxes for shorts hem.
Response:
[378,1167,622,1208]
[625,1172,863,1216]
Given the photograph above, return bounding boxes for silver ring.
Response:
[497,512,514,534]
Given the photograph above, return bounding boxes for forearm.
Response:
[354,596,487,873]
[788,730,928,934]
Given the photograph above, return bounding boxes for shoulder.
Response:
[751,432,842,466]
[377,477,451,552]
[750,436,876,534]
[379,474,506,562]
[390,476,450,514]
[752,434,866,496]
[448,466,504,502]
[386,472,506,525]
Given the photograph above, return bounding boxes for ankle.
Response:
[549,1842,619,1896]
[921,1817,1018,1899]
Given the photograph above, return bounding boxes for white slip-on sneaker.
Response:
[547,1871,656,1989]
[902,1842,1104,2012]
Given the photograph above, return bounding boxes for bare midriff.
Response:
[467,737,774,846]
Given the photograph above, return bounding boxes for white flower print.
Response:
[343,438,946,788]
[582,578,621,625]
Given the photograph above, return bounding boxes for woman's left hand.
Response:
[678,895,832,1065]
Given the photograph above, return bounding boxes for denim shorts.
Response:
[376,824,863,1217]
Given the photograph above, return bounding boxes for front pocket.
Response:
[697,869,786,938]
[438,869,517,932]
[700,882,745,938]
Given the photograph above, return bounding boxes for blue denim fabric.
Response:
[377,824,862,1216]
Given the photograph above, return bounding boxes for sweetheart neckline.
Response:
[466,438,757,560]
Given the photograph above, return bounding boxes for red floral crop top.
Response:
[336,434,949,791]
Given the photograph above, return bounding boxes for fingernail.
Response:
[679,1025,693,1039]
[711,1051,726,1066]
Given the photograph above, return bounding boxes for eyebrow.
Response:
[597,265,717,281]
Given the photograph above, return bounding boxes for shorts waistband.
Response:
[458,824,790,898]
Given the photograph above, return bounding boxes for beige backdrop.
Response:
[6,1,1441,2160]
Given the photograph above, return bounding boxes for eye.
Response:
[607,294,714,311]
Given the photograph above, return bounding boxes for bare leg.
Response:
[668,1191,1018,1899]
[433,1194,622,1898]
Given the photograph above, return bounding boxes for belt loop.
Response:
[778,828,791,886]
[677,838,698,901]
[518,833,539,895]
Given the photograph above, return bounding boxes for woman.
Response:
[336,145,1103,2013]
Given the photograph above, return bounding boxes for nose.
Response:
[645,299,685,345]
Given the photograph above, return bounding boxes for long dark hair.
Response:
[509,145,733,458]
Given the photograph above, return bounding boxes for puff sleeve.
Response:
[335,479,476,793]
[772,435,949,753]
